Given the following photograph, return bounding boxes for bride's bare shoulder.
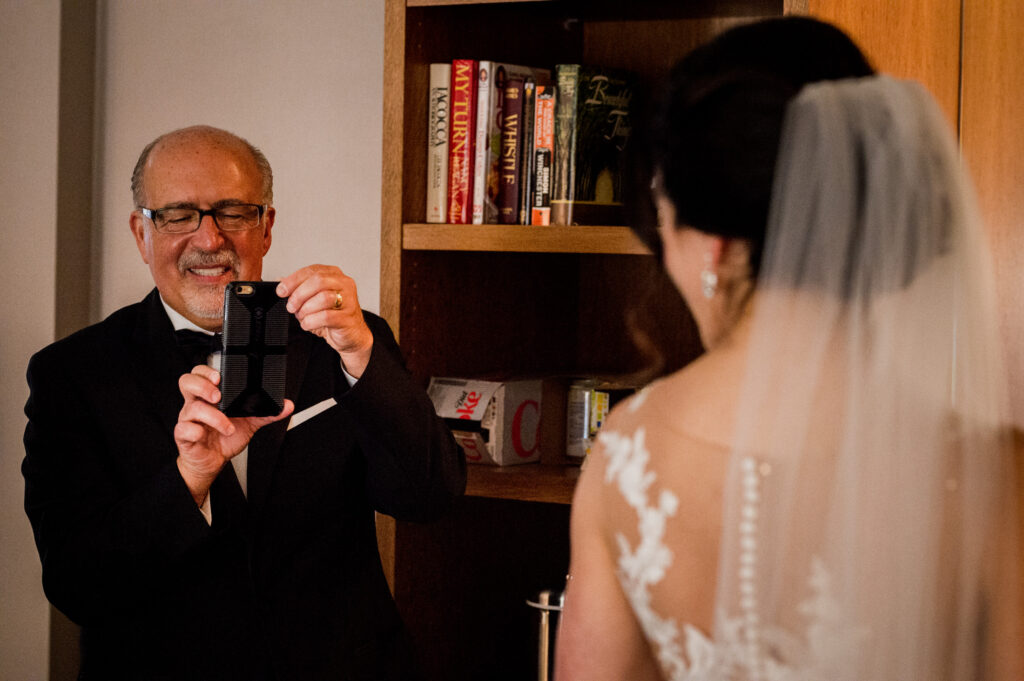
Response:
[616,342,747,450]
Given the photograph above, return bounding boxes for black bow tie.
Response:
[175,329,223,367]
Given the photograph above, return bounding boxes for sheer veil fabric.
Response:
[712,76,1021,680]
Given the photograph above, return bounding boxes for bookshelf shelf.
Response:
[465,463,580,504]
[402,223,650,254]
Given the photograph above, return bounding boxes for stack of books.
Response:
[426,60,635,227]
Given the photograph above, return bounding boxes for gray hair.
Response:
[130,125,273,206]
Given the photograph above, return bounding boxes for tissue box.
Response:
[428,377,543,465]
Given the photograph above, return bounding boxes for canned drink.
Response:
[566,381,595,458]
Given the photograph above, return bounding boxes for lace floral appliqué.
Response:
[601,427,696,679]
[600,427,869,681]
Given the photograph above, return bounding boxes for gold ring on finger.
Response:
[333,291,343,310]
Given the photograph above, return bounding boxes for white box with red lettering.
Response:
[427,377,543,465]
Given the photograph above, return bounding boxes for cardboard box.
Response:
[428,377,543,465]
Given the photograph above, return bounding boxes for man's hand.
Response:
[175,364,294,506]
[277,265,374,377]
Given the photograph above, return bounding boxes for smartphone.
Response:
[218,281,289,417]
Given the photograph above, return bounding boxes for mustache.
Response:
[177,248,240,275]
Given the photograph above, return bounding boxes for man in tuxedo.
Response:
[22,125,465,680]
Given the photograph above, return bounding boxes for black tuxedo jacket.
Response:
[22,289,465,680]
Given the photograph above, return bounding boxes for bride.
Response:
[555,17,1022,681]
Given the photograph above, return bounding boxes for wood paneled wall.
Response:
[810,0,1024,426]
[807,0,961,126]
[962,1,1024,426]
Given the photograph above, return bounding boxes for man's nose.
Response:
[190,213,226,248]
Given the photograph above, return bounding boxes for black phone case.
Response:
[218,281,288,417]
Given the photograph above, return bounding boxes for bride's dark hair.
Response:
[630,17,874,274]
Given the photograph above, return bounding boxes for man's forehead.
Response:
[140,142,261,210]
[149,131,251,165]
[144,135,260,186]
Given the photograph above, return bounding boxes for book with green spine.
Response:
[550,65,635,226]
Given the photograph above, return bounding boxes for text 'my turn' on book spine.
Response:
[551,64,635,226]
[446,59,477,224]
[530,85,556,225]
[426,63,450,223]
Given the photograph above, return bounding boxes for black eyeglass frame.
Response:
[139,203,268,234]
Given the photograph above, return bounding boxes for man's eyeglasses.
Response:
[139,204,267,234]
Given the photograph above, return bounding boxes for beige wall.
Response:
[97,0,385,317]
[1,1,61,680]
[1,1,385,678]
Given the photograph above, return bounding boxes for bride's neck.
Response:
[701,288,757,353]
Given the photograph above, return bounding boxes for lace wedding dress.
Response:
[594,76,1019,681]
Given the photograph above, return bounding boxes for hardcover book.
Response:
[530,85,556,226]
[426,63,451,223]
[517,79,536,225]
[447,59,478,224]
[471,62,551,224]
[550,64,636,226]
[497,78,526,224]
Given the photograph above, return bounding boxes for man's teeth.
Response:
[191,267,228,276]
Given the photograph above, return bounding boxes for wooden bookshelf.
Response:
[377,2,804,679]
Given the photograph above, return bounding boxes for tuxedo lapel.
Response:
[247,319,314,514]
[128,289,189,440]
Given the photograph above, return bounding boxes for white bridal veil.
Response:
[713,76,1021,680]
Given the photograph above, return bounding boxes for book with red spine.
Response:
[446,59,478,224]
[530,85,556,225]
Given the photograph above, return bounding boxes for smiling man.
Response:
[22,125,465,680]
[130,128,273,327]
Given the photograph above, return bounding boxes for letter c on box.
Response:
[511,400,540,458]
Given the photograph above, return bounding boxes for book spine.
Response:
[551,64,580,226]
[517,79,536,225]
[530,85,556,226]
[497,78,525,225]
[426,63,451,223]
[470,61,494,224]
[446,59,477,224]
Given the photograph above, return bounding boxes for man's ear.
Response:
[261,206,276,256]
[129,211,150,264]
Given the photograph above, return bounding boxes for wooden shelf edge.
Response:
[464,463,581,504]
[408,0,551,6]
[403,223,651,255]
